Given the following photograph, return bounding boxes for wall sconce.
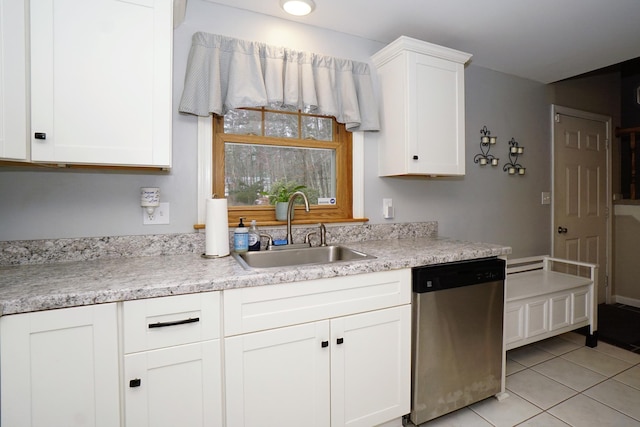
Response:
[280,0,315,16]
[141,187,160,220]
[503,138,526,175]
[474,126,499,167]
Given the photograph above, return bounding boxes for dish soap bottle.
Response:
[234,217,249,253]
[248,220,260,251]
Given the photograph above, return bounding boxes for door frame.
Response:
[551,105,612,304]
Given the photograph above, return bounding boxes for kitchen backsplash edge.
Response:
[0,222,438,266]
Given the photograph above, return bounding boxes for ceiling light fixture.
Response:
[280,0,315,16]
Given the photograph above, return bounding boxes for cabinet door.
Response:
[30,0,172,167]
[572,288,590,324]
[0,0,28,161]
[0,304,120,427]
[505,303,525,347]
[225,321,331,427]
[408,52,465,175]
[549,294,571,331]
[525,299,549,338]
[124,340,223,427]
[330,305,411,427]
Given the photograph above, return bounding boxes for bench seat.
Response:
[505,256,598,350]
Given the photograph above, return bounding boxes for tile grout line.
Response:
[506,347,640,425]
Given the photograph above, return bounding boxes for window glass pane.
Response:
[224,142,335,206]
[224,109,262,135]
[302,116,333,141]
[265,112,298,138]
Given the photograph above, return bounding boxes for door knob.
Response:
[557,226,568,234]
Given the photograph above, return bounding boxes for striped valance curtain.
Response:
[178,32,380,132]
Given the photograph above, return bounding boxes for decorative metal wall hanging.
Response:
[473,126,499,167]
[503,138,526,175]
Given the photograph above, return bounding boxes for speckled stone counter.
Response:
[0,235,510,316]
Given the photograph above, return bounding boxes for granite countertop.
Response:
[0,236,511,316]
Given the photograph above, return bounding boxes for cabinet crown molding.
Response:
[371,35,472,67]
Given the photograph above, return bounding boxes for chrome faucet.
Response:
[286,191,310,244]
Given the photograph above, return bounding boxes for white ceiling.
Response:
[206,0,640,84]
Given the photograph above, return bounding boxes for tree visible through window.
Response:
[213,105,353,225]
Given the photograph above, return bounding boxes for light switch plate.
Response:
[143,202,170,225]
[541,192,551,205]
[383,198,394,219]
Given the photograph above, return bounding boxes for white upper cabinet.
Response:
[30,0,173,168]
[0,0,29,161]
[372,36,471,177]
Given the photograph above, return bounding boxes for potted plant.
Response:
[264,181,307,221]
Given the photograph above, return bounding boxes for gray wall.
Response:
[0,0,553,257]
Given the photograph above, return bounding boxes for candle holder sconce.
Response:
[503,138,526,175]
[473,126,499,167]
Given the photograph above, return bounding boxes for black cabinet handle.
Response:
[34,132,47,140]
[129,378,142,388]
[337,338,344,345]
[412,155,419,160]
[148,317,200,329]
[321,340,329,348]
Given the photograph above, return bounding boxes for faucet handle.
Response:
[259,233,274,249]
[304,231,316,246]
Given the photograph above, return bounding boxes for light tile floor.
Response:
[416,332,640,426]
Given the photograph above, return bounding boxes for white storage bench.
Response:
[505,256,598,350]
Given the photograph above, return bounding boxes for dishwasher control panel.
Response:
[412,257,505,293]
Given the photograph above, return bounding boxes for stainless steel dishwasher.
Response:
[410,257,505,425]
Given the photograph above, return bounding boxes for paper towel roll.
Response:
[205,198,230,257]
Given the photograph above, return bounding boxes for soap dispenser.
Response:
[234,217,249,253]
[248,220,260,251]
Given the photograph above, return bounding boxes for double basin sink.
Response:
[232,245,376,269]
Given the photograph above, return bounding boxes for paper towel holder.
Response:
[202,194,230,259]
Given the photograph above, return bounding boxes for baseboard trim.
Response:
[612,295,640,308]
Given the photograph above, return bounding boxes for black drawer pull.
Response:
[129,378,142,388]
[321,340,329,348]
[337,337,344,345]
[34,132,47,140]
[148,317,200,329]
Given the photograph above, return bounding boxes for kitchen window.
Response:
[181,33,378,227]
[212,105,355,225]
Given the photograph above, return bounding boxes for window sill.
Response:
[193,217,369,230]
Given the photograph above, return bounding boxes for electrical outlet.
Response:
[383,198,394,219]
[541,192,551,205]
[143,202,170,225]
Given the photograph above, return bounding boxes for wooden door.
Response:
[553,107,609,303]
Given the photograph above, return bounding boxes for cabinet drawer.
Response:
[123,292,220,353]
[224,269,411,336]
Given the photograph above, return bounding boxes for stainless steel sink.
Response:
[232,245,376,269]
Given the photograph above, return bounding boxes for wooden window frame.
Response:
[212,109,354,226]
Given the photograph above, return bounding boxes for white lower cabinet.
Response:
[330,306,411,427]
[123,292,223,427]
[0,303,120,427]
[223,270,412,427]
[1,271,411,427]
[225,321,331,427]
[124,341,222,427]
